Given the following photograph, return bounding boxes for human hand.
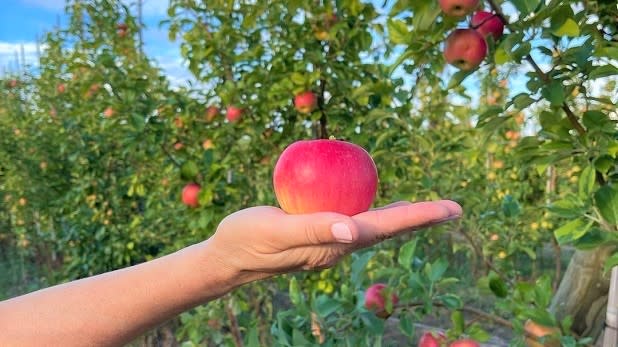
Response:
[206,200,462,286]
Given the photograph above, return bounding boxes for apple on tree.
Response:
[181,183,201,208]
[439,0,480,17]
[103,107,114,118]
[363,283,399,319]
[443,28,487,71]
[448,338,480,347]
[57,83,66,94]
[419,331,447,347]
[294,91,318,114]
[273,138,378,216]
[205,106,219,122]
[471,11,504,40]
[226,106,243,123]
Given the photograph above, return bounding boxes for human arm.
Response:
[0,200,461,347]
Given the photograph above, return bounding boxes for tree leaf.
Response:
[594,185,618,225]
[552,18,580,37]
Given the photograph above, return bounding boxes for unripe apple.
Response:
[439,0,479,17]
[363,283,399,319]
[444,29,487,71]
[273,139,378,216]
[449,339,480,347]
[471,11,504,41]
[226,106,243,123]
[294,91,318,114]
[205,106,219,122]
[181,183,201,208]
[419,331,447,347]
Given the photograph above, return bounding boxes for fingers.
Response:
[352,200,462,246]
[276,212,360,248]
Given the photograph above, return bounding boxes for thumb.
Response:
[280,212,359,247]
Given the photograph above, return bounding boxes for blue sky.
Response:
[0,0,190,83]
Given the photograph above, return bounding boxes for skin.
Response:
[443,29,487,71]
[0,200,461,346]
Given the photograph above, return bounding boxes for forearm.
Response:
[0,240,239,347]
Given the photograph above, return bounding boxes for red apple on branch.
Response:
[226,106,243,123]
[439,0,479,17]
[471,11,504,40]
[443,29,487,71]
[419,331,447,347]
[57,83,66,94]
[205,106,219,122]
[273,138,378,216]
[449,339,480,347]
[181,183,201,208]
[294,91,318,114]
[363,283,399,319]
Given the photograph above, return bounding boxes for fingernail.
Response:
[331,223,353,243]
[437,214,462,223]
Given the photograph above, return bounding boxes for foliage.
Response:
[0,0,616,345]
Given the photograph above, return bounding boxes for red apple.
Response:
[8,79,18,88]
[363,283,399,319]
[449,339,480,347]
[103,107,114,118]
[443,29,487,71]
[226,106,243,123]
[273,139,378,216]
[471,11,504,40]
[182,183,201,208]
[294,91,318,114]
[439,0,479,17]
[205,106,219,122]
[57,83,66,94]
[419,331,447,347]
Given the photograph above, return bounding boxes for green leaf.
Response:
[554,218,593,244]
[466,323,492,342]
[397,238,417,270]
[595,185,618,225]
[351,251,374,285]
[289,277,302,306]
[489,275,509,298]
[313,295,341,317]
[578,165,596,199]
[427,258,448,282]
[510,0,541,14]
[552,18,580,37]
[604,252,618,273]
[451,310,465,335]
[589,65,618,80]
[447,69,474,89]
[388,19,409,45]
[438,294,463,309]
[511,93,535,110]
[398,315,415,337]
[541,81,565,106]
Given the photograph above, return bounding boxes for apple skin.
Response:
[103,107,114,118]
[57,83,66,94]
[419,331,447,347]
[205,106,219,122]
[439,0,479,17]
[443,29,487,71]
[294,91,318,114]
[449,339,480,347]
[471,11,504,40]
[226,106,243,123]
[363,283,399,319]
[273,139,378,216]
[181,183,201,208]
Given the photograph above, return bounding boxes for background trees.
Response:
[0,0,616,345]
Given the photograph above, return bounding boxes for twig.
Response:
[225,300,244,347]
[160,143,182,168]
[318,77,328,139]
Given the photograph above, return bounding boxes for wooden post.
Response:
[604,266,618,347]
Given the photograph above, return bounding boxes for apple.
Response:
[273,139,378,216]
[439,0,479,17]
[57,83,66,94]
[471,11,504,41]
[8,79,18,88]
[524,319,561,347]
[449,339,480,347]
[363,283,399,319]
[294,91,318,114]
[443,29,487,71]
[226,106,243,123]
[174,116,184,128]
[202,139,214,150]
[181,183,201,208]
[419,331,447,347]
[117,23,128,37]
[103,107,114,118]
[205,106,219,122]
[173,142,184,151]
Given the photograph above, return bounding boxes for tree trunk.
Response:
[549,245,616,339]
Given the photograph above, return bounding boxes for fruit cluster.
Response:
[441,0,505,71]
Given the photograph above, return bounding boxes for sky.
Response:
[0,0,191,84]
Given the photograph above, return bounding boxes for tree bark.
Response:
[549,245,616,339]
